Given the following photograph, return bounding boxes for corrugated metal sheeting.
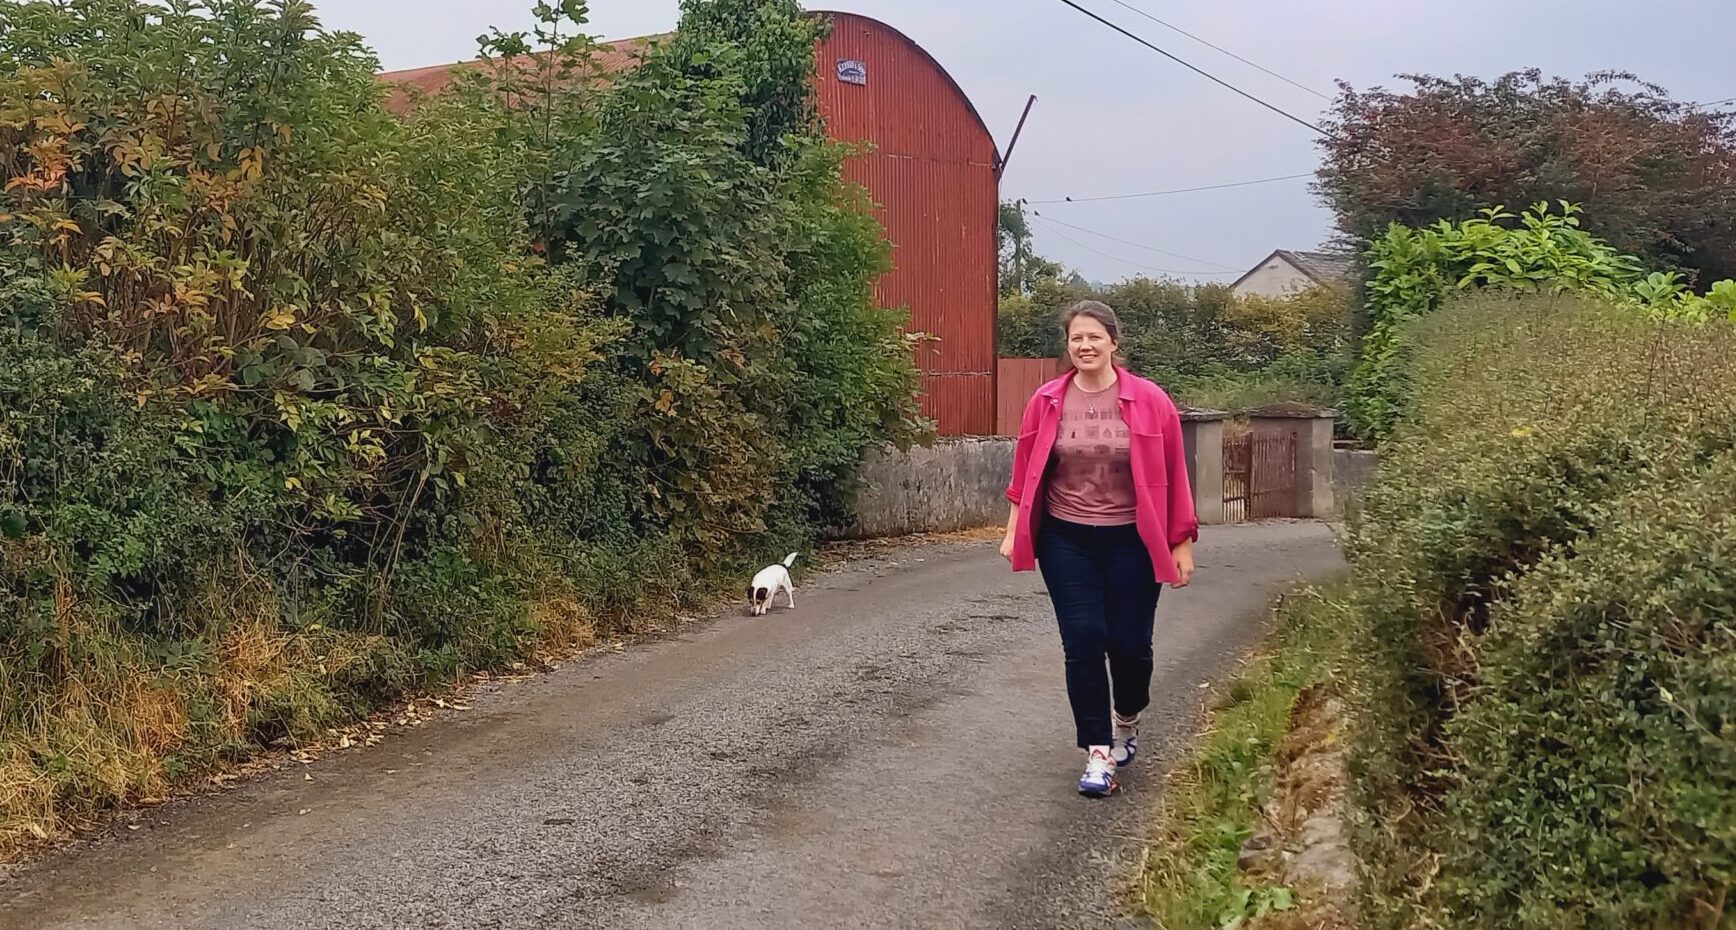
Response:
[813,13,1001,436]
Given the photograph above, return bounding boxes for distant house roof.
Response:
[1279,250,1356,285]
[1230,249,1356,293]
[376,35,662,116]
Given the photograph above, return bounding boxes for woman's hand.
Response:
[1171,539,1195,587]
[1000,503,1019,563]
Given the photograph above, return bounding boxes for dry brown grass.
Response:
[1,619,187,855]
[529,591,600,655]
[0,570,634,861]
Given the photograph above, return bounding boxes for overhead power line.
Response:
[1697,96,1736,107]
[1031,219,1240,278]
[1030,211,1241,272]
[1026,171,1314,205]
[1106,0,1330,101]
[1050,0,1334,138]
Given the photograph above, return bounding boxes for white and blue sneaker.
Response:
[1078,747,1118,798]
[1112,712,1139,768]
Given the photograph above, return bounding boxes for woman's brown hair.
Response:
[1059,299,1121,343]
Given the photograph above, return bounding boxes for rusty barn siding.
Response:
[813,12,1000,436]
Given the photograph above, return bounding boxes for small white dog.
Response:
[747,552,799,616]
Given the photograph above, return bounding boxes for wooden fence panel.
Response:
[996,357,1065,436]
[1249,432,1298,519]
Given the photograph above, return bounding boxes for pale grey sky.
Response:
[315,1,1736,284]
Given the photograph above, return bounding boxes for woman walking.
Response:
[1000,300,1197,797]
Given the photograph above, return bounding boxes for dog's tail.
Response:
[782,552,799,569]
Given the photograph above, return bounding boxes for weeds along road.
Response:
[0,522,1343,930]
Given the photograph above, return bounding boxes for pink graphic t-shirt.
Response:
[1044,379,1137,526]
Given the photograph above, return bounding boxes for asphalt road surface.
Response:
[0,521,1343,930]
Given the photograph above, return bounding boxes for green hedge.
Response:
[1345,295,1736,929]
[996,275,1355,414]
[1345,203,1736,443]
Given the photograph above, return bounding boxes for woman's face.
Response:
[1067,315,1117,375]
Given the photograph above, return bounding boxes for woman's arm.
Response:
[1001,392,1046,562]
[1163,401,1199,586]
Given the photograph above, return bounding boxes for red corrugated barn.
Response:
[379,12,1000,436]
[811,12,1000,436]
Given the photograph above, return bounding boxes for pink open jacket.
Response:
[1004,367,1199,584]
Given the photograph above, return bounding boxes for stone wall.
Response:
[1330,448,1379,522]
[1182,411,1227,525]
[836,429,1365,541]
[838,438,1014,539]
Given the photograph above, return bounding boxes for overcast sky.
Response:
[313,1,1736,285]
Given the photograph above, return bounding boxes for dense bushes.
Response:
[1343,295,1736,929]
[0,0,921,848]
[1345,203,1736,441]
[997,273,1354,413]
[995,199,1355,413]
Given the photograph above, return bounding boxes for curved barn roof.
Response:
[377,12,1000,163]
[811,10,1001,164]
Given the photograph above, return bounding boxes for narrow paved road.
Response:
[0,522,1341,930]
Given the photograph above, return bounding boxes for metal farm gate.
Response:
[1222,430,1298,522]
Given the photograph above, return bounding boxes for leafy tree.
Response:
[668,0,824,168]
[1107,278,1238,380]
[998,275,1092,357]
[480,0,924,551]
[996,264,1355,413]
[993,198,1357,410]
[1222,283,1354,368]
[997,200,1063,297]
[1317,70,1736,286]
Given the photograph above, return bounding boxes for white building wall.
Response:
[1232,259,1314,299]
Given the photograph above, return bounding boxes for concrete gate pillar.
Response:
[1180,407,1228,525]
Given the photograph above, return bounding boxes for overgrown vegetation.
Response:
[0,0,921,851]
[1137,585,1350,930]
[996,203,1354,414]
[1342,295,1736,929]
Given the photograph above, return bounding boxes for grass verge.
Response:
[1134,580,1352,929]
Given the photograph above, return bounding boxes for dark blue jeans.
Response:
[1037,517,1162,749]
